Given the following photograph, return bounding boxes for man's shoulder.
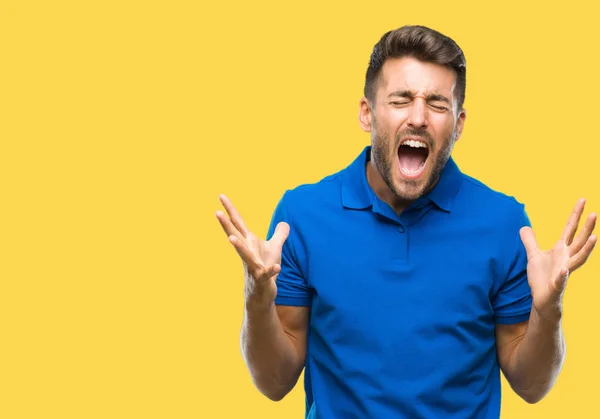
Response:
[457,172,527,220]
[279,169,346,207]
[277,146,369,211]
[267,170,346,242]
[291,172,343,195]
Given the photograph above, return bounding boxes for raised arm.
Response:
[216,194,309,401]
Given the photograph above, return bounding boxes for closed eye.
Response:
[429,104,450,112]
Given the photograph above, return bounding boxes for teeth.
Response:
[403,139,427,148]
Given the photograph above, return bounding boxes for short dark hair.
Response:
[364,25,467,110]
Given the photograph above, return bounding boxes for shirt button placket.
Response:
[395,223,408,263]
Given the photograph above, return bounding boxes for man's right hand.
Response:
[216,194,290,308]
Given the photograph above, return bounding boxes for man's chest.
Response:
[302,217,503,349]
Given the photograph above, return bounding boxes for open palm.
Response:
[520,199,597,316]
[216,194,290,305]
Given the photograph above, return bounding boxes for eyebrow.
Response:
[388,90,451,105]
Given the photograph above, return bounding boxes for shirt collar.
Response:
[341,146,373,210]
[341,145,463,212]
[424,155,463,212]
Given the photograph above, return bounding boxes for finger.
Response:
[569,212,597,256]
[554,266,570,292]
[219,194,249,238]
[561,198,586,245]
[230,236,281,281]
[229,235,262,272]
[269,222,290,250]
[520,226,539,260]
[260,263,281,282]
[215,210,244,240]
[568,234,598,272]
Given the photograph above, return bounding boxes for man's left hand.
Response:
[520,198,597,319]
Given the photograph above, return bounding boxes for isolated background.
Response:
[1,0,599,417]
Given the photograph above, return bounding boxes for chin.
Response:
[391,165,432,199]
[392,182,428,201]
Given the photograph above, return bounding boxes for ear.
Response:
[454,108,467,142]
[358,97,373,132]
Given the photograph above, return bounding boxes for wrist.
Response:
[245,294,275,313]
[532,303,563,326]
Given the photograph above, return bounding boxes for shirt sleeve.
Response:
[492,205,533,324]
[266,190,311,307]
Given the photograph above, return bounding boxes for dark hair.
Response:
[364,25,467,110]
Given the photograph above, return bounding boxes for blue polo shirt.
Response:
[266,145,533,418]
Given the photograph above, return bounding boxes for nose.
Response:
[407,98,428,129]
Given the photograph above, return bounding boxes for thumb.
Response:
[555,264,570,290]
[271,222,290,250]
[519,226,539,260]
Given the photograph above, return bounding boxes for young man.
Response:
[216,25,597,418]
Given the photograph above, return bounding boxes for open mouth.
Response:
[397,138,429,179]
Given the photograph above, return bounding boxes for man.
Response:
[215,25,597,418]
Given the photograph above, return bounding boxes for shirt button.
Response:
[398,226,406,233]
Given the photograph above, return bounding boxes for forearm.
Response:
[241,302,303,401]
[506,308,566,403]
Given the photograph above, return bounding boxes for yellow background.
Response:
[1,0,599,417]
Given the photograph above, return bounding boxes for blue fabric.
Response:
[266,145,533,418]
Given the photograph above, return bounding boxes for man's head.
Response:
[359,25,467,205]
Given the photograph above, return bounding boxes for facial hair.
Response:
[371,125,457,202]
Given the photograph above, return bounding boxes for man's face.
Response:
[360,57,466,202]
